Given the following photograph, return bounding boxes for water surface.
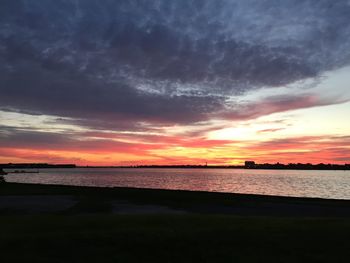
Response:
[4,168,350,200]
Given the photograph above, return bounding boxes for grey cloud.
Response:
[0,126,73,149]
[1,0,350,127]
[0,125,148,153]
[219,94,348,121]
[0,60,224,126]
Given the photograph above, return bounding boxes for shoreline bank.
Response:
[2,182,350,262]
[1,182,350,217]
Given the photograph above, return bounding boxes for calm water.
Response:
[4,168,350,200]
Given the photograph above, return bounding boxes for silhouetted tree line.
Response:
[131,165,241,169]
[0,163,76,169]
[1,162,349,170]
[119,163,350,170]
[244,162,350,170]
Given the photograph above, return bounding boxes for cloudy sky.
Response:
[1,0,350,165]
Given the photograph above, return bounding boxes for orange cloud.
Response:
[1,126,349,165]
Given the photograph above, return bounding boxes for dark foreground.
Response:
[1,183,350,262]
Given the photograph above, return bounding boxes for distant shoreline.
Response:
[1,163,350,170]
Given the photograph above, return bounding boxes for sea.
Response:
[4,168,350,200]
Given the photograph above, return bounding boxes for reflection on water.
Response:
[4,168,350,200]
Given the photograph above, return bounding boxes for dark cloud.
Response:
[218,94,348,121]
[0,125,233,155]
[0,126,157,154]
[0,126,76,149]
[1,0,350,127]
[0,60,224,125]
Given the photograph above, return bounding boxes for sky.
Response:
[1,0,350,165]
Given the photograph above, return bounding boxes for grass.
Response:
[1,183,350,262]
[1,214,350,263]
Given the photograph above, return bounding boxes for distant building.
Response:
[245,161,255,168]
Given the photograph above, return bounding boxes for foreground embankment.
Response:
[1,182,350,262]
[1,182,350,216]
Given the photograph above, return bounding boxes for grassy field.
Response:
[1,183,350,262]
[1,214,350,263]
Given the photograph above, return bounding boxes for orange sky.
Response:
[1,98,350,166]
